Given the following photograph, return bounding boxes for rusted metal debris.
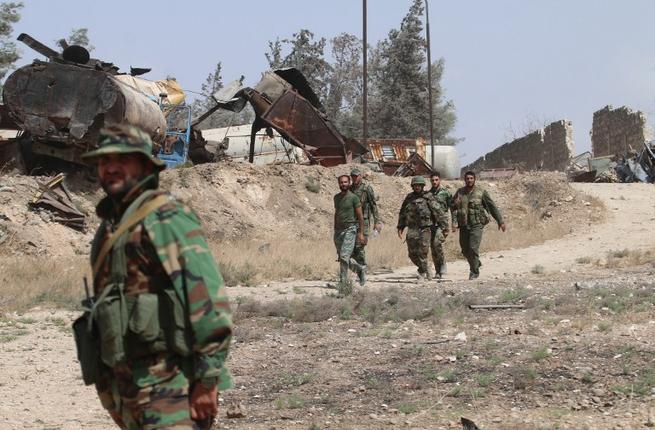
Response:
[568,141,655,183]
[30,173,86,231]
[392,151,435,177]
[195,68,368,167]
[365,138,426,175]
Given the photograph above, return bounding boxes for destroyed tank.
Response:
[1,34,189,171]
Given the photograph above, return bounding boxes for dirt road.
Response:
[1,183,654,429]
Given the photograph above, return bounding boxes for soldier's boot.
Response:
[468,271,479,280]
[439,263,447,276]
[425,267,433,281]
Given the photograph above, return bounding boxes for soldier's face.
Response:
[350,174,361,186]
[338,176,351,191]
[98,153,152,198]
[430,176,441,188]
[465,174,476,188]
[412,184,424,193]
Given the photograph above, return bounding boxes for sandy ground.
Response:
[1,182,654,430]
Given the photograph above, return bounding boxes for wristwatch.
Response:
[200,376,219,389]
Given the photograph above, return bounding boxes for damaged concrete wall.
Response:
[591,105,653,157]
[463,120,574,174]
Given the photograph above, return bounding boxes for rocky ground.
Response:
[1,168,653,429]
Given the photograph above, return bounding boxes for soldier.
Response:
[76,125,232,429]
[334,174,366,290]
[427,172,455,279]
[397,176,448,281]
[349,168,383,280]
[452,170,506,280]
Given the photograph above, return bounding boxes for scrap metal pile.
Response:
[568,140,655,183]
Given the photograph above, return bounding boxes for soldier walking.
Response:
[334,174,366,291]
[452,170,506,280]
[349,168,382,281]
[397,176,448,281]
[427,172,455,279]
[75,125,232,429]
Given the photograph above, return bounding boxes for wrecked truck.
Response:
[1,33,191,171]
[195,68,368,167]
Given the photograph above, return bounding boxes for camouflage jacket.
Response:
[350,182,381,227]
[427,185,456,227]
[397,191,448,231]
[91,175,232,405]
[452,185,504,228]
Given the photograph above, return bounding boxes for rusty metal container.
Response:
[3,60,166,164]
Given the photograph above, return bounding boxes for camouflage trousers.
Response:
[459,225,484,275]
[96,357,213,430]
[430,227,446,274]
[351,223,369,268]
[406,227,432,275]
[334,224,363,283]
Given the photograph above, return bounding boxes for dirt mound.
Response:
[0,164,601,259]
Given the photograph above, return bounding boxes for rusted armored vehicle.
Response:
[1,34,190,171]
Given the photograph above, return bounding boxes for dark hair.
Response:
[430,171,442,179]
[337,174,351,182]
[464,170,476,179]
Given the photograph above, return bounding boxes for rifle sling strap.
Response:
[92,194,170,279]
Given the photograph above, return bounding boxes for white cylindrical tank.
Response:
[424,145,460,179]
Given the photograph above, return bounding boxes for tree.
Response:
[265,29,332,103]
[325,33,363,136]
[368,0,457,144]
[191,62,254,130]
[0,1,23,84]
[59,28,94,51]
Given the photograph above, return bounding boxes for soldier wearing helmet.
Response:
[397,176,448,281]
[75,125,232,429]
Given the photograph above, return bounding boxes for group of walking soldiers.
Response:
[333,168,506,286]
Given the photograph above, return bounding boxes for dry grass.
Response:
[0,256,88,312]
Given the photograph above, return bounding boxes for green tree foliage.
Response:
[60,27,94,51]
[265,29,332,103]
[0,1,23,83]
[325,33,363,136]
[368,0,457,143]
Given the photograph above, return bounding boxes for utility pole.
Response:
[362,0,368,150]
[425,0,435,168]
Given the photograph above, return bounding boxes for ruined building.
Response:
[591,105,653,157]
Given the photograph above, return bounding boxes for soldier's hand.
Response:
[374,223,383,233]
[190,383,218,421]
[443,229,449,238]
[356,233,366,245]
[397,229,403,239]
[451,225,458,233]
[499,223,507,232]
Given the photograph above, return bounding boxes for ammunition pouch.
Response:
[72,312,100,386]
[467,203,489,227]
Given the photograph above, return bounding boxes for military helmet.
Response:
[81,124,166,171]
[411,176,426,186]
[350,167,362,176]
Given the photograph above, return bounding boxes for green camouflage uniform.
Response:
[333,190,363,286]
[79,126,232,430]
[350,181,381,268]
[397,191,448,277]
[452,185,504,278]
[427,186,455,276]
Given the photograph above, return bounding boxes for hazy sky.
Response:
[12,0,655,164]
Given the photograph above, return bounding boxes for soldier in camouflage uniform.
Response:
[78,125,232,429]
[452,170,506,280]
[397,176,448,280]
[334,174,366,290]
[427,172,455,279]
[349,168,382,284]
